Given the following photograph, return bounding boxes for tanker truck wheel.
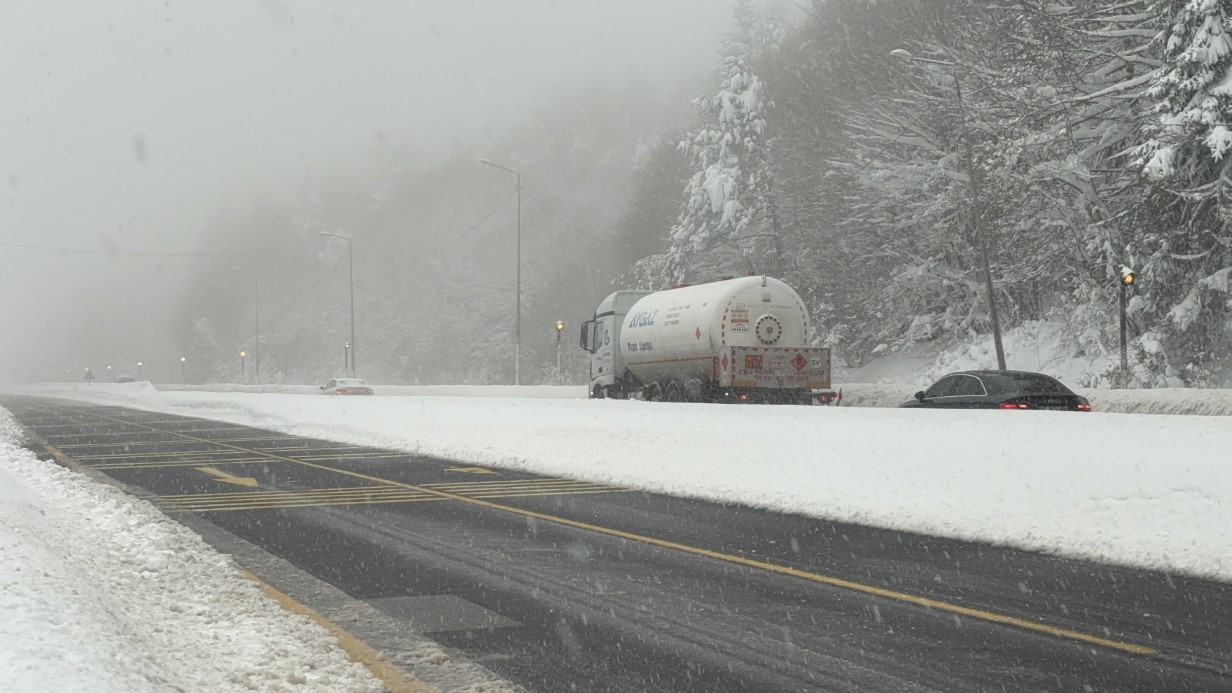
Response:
[664,381,683,402]
[683,379,704,403]
[647,382,664,402]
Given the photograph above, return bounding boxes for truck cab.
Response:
[579,290,650,398]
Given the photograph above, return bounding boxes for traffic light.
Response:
[555,320,565,332]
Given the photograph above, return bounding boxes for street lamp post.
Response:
[254,275,261,385]
[480,158,523,385]
[320,232,356,377]
[137,362,143,380]
[1119,267,1137,389]
[891,49,1007,371]
[554,320,565,379]
[344,341,351,373]
[180,356,187,383]
[240,351,246,382]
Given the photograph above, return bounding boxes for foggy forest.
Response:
[6,0,1232,389]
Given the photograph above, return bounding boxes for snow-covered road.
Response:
[0,406,382,692]
[14,382,1232,583]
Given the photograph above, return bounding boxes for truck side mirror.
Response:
[914,390,926,401]
[579,321,593,352]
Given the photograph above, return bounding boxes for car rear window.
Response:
[985,374,1069,395]
[337,379,367,386]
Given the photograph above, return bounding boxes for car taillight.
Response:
[1076,402,1092,411]
[998,402,1029,410]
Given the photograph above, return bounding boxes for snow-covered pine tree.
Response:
[638,0,783,286]
[1133,0,1232,385]
[1141,0,1232,180]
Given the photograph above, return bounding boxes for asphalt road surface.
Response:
[5,396,1231,692]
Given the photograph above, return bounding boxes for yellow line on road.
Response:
[73,449,240,460]
[45,430,188,440]
[242,571,434,693]
[196,466,259,487]
[423,478,611,491]
[465,485,630,495]
[26,434,88,473]
[298,453,416,461]
[55,440,191,449]
[165,497,446,513]
[92,458,272,470]
[159,485,402,500]
[77,411,1161,657]
[160,489,435,505]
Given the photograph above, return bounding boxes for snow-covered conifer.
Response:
[1141,0,1232,178]
[643,0,784,285]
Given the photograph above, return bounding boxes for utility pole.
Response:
[480,158,522,385]
[347,245,355,377]
[254,275,261,385]
[320,232,356,377]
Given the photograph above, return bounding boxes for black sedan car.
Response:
[900,370,1092,411]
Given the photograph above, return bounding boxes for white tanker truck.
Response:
[578,276,832,403]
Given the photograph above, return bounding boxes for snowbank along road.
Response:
[17,382,1232,581]
[4,395,1230,692]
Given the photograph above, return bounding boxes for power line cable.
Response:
[418,185,519,258]
[520,187,620,247]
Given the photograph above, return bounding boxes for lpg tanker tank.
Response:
[580,276,831,403]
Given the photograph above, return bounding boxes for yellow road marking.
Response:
[424,478,614,491]
[165,496,446,513]
[298,453,415,461]
[160,485,410,500]
[74,411,1161,657]
[164,494,436,508]
[241,571,434,693]
[191,437,300,444]
[93,458,273,470]
[54,440,193,450]
[463,485,625,495]
[446,466,499,474]
[73,449,241,460]
[196,466,259,487]
[44,430,190,440]
[165,498,446,513]
[248,448,340,454]
[155,483,622,513]
[160,487,434,503]
[26,434,88,473]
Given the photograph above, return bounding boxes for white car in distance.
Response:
[319,378,374,395]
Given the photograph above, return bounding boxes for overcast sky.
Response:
[0,0,734,382]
